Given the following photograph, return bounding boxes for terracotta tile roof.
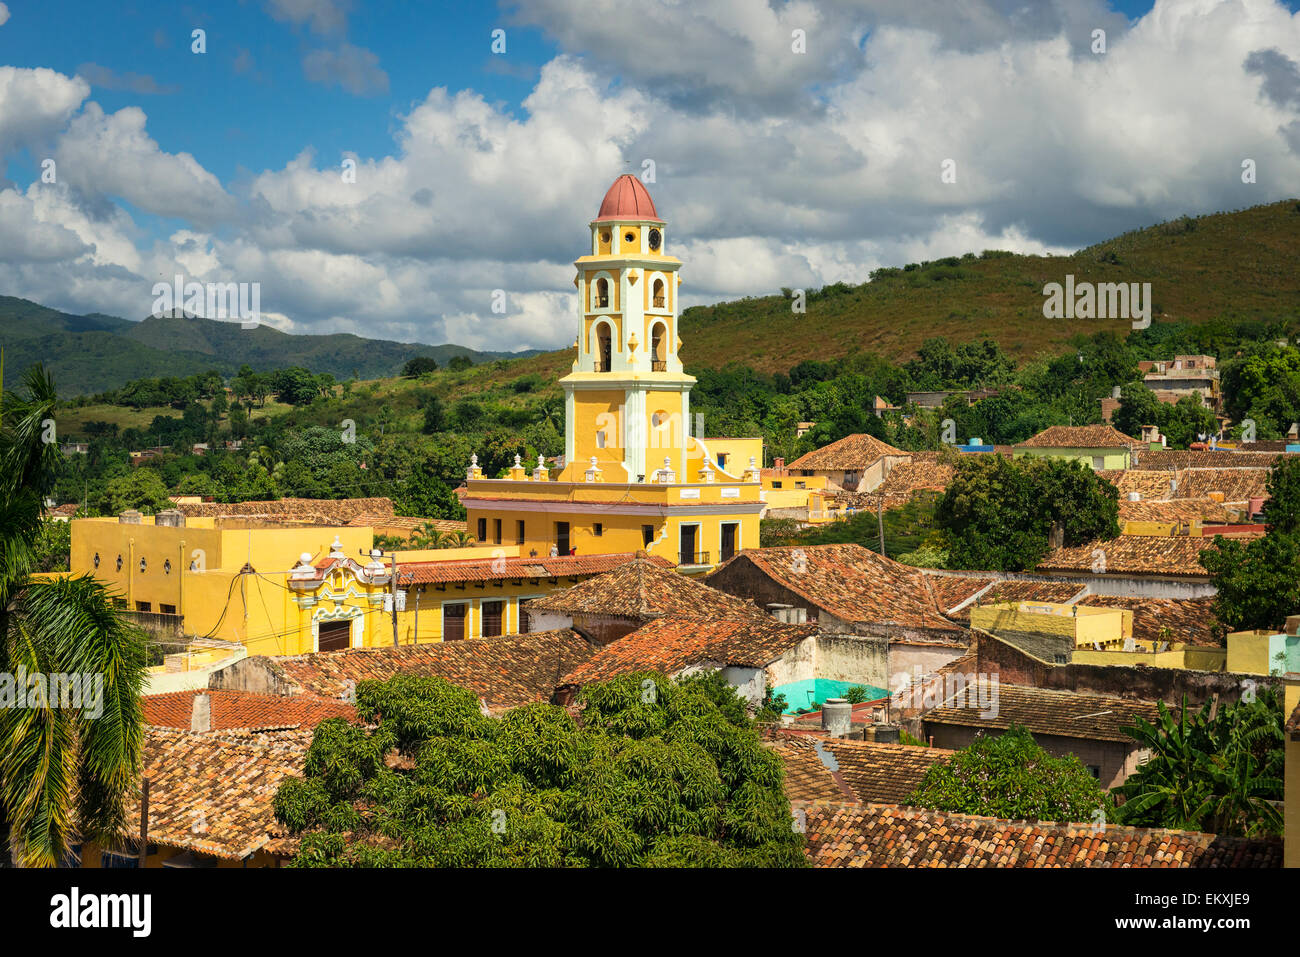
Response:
[836,460,955,509]
[1078,596,1220,647]
[799,803,1282,867]
[1015,425,1136,449]
[143,689,356,732]
[115,727,307,861]
[397,551,653,585]
[47,503,80,518]
[259,629,594,712]
[922,684,1164,742]
[709,544,962,634]
[1136,449,1281,470]
[1118,499,1238,524]
[560,614,814,686]
[177,496,394,525]
[351,515,466,535]
[925,575,997,614]
[788,434,907,471]
[770,734,954,804]
[525,553,754,620]
[952,581,1089,622]
[1170,468,1269,502]
[1099,469,1177,499]
[1036,535,1211,578]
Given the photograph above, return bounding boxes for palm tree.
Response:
[411,523,448,549]
[447,530,474,548]
[0,364,147,867]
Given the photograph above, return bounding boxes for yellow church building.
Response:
[461,174,764,569]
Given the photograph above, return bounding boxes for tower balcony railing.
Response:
[677,551,710,567]
[651,360,667,371]
[653,296,665,308]
[596,296,609,308]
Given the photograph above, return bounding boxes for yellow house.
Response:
[1285,673,1300,868]
[69,511,373,656]
[970,601,1136,649]
[461,175,763,570]
[69,510,648,657]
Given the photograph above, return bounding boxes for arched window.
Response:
[653,278,665,309]
[650,321,667,371]
[596,323,612,372]
[595,277,609,309]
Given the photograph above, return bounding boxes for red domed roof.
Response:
[594,174,663,222]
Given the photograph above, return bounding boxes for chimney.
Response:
[190,692,212,733]
[774,457,785,471]
[822,699,852,738]
[155,509,185,528]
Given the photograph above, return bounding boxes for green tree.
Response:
[1199,533,1300,634]
[906,726,1106,822]
[1114,691,1284,837]
[0,366,147,867]
[935,456,1120,571]
[274,670,807,867]
[447,355,473,372]
[98,468,172,515]
[402,356,440,377]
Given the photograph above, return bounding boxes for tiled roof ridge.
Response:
[791,799,1278,842]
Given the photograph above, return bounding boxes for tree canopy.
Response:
[274,670,808,868]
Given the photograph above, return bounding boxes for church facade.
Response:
[461,175,764,569]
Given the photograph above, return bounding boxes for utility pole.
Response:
[138,777,150,867]
[877,495,886,555]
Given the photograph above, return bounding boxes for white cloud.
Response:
[301,43,389,96]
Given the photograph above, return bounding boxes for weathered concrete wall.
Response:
[707,561,822,622]
[207,655,298,696]
[525,609,573,634]
[989,629,1075,664]
[766,636,817,687]
[887,641,970,686]
[570,613,641,646]
[815,635,890,688]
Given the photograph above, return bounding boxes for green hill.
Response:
[674,199,1300,373]
[0,298,536,396]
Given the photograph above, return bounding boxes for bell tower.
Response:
[562,174,693,483]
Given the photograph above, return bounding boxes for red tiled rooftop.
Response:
[143,689,356,732]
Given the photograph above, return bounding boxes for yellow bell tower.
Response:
[560,174,692,484]
[460,174,764,571]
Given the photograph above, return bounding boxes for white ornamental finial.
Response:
[470,453,479,468]
[538,454,545,468]
[514,453,522,468]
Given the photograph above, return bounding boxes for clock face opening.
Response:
[624,231,635,244]
[648,229,661,250]
[600,231,610,244]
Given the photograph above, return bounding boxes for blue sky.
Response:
[1,0,1299,349]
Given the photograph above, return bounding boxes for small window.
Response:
[515,520,525,545]
[773,481,783,489]
[93,552,100,569]
[493,518,502,545]
[159,603,177,615]
[477,518,487,542]
[139,557,147,573]
[795,481,805,489]
[163,559,171,575]
[1091,456,1105,470]
[135,601,151,612]
[443,603,467,642]
[101,851,140,869]
[594,523,603,537]
[641,524,654,546]
[717,453,728,470]
[1086,765,1101,780]
[596,430,606,449]
[116,555,123,572]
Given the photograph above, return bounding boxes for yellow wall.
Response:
[80,840,283,868]
[970,601,1133,648]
